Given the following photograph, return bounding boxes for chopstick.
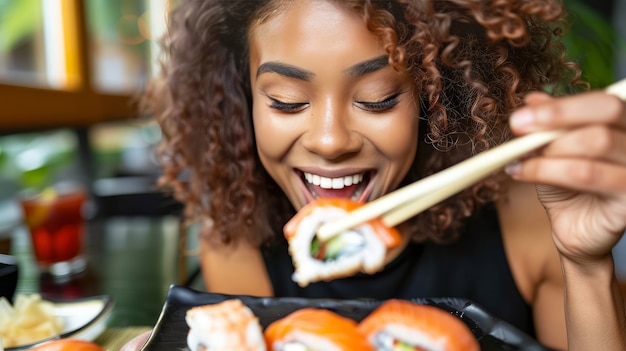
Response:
[316,129,564,240]
[316,78,626,241]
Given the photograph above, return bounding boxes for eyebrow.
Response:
[255,54,390,81]
[344,55,390,77]
[256,62,314,81]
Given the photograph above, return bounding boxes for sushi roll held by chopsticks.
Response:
[284,198,402,287]
[185,299,266,351]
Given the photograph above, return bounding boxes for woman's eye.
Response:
[356,93,401,112]
[268,97,308,113]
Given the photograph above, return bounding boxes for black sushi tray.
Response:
[140,284,557,351]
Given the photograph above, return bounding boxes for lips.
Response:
[301,171,371,201]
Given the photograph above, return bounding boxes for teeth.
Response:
[303,172,364,189]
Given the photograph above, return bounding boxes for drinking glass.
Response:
[19,184,87,276]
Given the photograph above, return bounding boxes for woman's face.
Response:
[249,0,419,211]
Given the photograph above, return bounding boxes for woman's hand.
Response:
[119,331,151,351]
[506,89,626,264]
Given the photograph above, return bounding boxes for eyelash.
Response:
[268,97,307,113]
[356,93,401,112]
[267,92,402,113]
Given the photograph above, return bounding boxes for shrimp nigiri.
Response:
[264,308,373,351]
[283,198,402,287]
[358,300,480,351]
[185,299,266,351]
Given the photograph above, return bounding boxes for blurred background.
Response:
[0,0,624,323]
[0,0,174,226]
[0,0,190,327]
[0,0,171,209]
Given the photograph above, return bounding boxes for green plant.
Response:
[562,0,618,89]
[0,0,41,53]
[0,130,77,194]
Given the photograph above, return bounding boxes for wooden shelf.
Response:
[0,84,138,133]
[0,0,142,134]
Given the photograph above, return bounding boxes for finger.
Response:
[507,157,626,195]
[523,91,552,104]
[120,330,152,351]
[510,91,626,134]
[540,126,626,164]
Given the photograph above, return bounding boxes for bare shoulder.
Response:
[199,235,273,296]
[496,180,551,236]
[496,180,569,349]
[495,180,562,301]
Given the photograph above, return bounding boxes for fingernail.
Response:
[510,109,534,130]
[504,161,521,178]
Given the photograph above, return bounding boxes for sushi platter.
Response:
[140,285,557,351]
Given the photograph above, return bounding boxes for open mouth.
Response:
[300,171,373,202]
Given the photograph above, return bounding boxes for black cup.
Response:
[0,254,19,302]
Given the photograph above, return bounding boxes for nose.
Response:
[300,99,363,160]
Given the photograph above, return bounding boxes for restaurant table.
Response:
[10,214,196,350]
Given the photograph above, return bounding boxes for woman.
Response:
[129,0,626,349]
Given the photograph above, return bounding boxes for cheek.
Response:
[252,103,298,163]
[367,110,419,164]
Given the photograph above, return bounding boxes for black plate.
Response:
[141,285,555,351]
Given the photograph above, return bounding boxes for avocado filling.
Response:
[310,230,365,261]
[374,332,429,351]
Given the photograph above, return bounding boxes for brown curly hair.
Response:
[142,0,582,247]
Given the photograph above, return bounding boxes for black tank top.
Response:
[262,204,535,336]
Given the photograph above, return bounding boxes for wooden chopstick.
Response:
[316,78,626,241]
[606,78,626,100]
[315,129,564,240]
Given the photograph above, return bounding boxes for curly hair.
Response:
[142,0,582,247]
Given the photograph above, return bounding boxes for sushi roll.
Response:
[264,307,373,351]
[284,198,402,287]
[358,300,479,351]
[185,299,266,351]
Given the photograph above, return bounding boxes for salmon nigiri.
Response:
[264,308,373,351]
[284,198,402,287]
[358,300,480,351]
